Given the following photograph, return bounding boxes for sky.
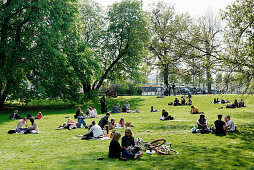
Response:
[95,0,235,18]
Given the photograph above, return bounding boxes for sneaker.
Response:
[134,152,143,159]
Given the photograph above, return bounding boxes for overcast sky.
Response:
[95,0,235,18]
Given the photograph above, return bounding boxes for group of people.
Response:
[8,117,39,134]
[109,128,142,159]
[10,110,47,120]
[168,96,192,106]
[74,107,98,119]
[194,114,235,134]
[226,99,245,108]
[111,102,130,113]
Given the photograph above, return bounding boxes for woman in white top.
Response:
[16,117,28,133]
[28,118,39,134]
[224,115,235,132]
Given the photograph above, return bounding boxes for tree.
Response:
[78,0,149,91]
[221,0,254,90]
[149,1,190,92]
[0,0,82,107]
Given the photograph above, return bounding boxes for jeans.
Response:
[122,150,135,159]
[77,118,86,128]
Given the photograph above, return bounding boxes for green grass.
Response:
[0,95,253,169]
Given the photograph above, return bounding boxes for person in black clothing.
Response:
[74,107,82,119]
[181,97,186,105]
[109,132,142,159]
[214,114,226,134]
[172,83,176,96]
[98,112,110,129]
[10,110,22,119]
[161,109,173,120]
[122,128,140,153]
[173,98,179,106]
[100,95,107,114]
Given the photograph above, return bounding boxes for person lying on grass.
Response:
[197,114,208,130]
[16,117,28,133]
[151,106,158,112]
[36,112,48,119]
[27,118,39,134]
[214,114,226,135]
[122,128,140,154]
[224,115,235,132]
[109,132,143,159]
[76,120,103,140]
[56,118,77,130]
[190,106,200,114]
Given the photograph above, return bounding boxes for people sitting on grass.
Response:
[181,97,186,105]
[224,115,235,132]
[10,110,22,120]
[77,113,86,128]
[109,132,143,159]
[190,106,200,114]
[160,109,173,120]
[99,112,110,129]
[36,112,48,119]
[112,104,121,113]
[76,121,104,140]
[221,98,225,104]
[214,114,226,135]
[108,118,116,130]
[126,102,130,111]
[197,114,209,132]
[238,99,245,107]
[151,106,158,112]
[74,107,83,119]
[122,104,128,112]
[186,98,192,105]
[56,118,77,130]
[28,118,39,134]
[173,98,180,106]
[88,106,98,118]
[16,117,28,133]
[226,99,240,108]
[117,118,125,128]
[122,128,140,154]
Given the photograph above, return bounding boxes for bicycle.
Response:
[135,138,178,155]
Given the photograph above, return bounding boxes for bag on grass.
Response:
[8,130,16,134]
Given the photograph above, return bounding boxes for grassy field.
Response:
[0,95,253,169]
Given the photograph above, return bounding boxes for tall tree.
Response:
[221,0,254,90]
[149,1,190,92]
[0,0,82,107]
[78,0,149,91]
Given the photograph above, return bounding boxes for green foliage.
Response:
[0,0,83,106]
[114,83,142,96]
[221,0,254,89]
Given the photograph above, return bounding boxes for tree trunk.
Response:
[95,43,129,90]
[82,83,91,94]
[163,64,169,95]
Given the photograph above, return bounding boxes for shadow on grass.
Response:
[0,97,145,125]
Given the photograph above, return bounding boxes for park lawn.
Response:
[0,95,253,169]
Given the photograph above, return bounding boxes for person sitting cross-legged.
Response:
[76,121,103,140]
[122,128,140,154]
[190,106,200,114]
[197,114,208,131]
[16,117,28,133]
[109,132,143,159]
[99,112,110,129]
[224,115,235,132]
[160,109,172,120]
[27,118,39,134]
[214,114,226,135]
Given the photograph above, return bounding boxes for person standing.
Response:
[172,83,176,96]
[100,95,107,114]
